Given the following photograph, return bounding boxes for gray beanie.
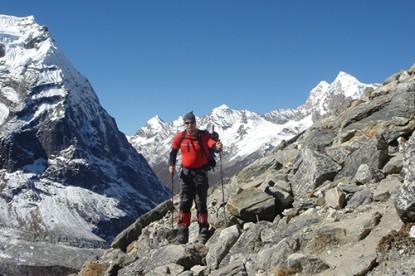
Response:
[183,111,196,123]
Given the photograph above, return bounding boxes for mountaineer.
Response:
[168,111,223,244]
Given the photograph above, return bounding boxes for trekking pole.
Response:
[219,151,227,227]
[171,171,174,229]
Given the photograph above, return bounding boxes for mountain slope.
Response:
[129,71,378,187]
[80,64,415,276]
[0,14,169,274]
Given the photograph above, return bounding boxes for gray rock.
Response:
[338,181,363,193]
[111,200,173,251]
[210,261,247,276]
[227,187,276,222]
[146,263,185,276]
[395,132,415,222]
[118,244,206,275]
[291,148,341,198]
[220,222,267,267]
[325,145,350,166]
[382,154,403,174]
[206,225,241,270]
[325,187,346,209]
[301,128,336,152]
[410,226,415,238]
[355,164,385,184]
[336,135,389,180]
[190,265,208,276]
[275,148,300,168]
[374,191,391,202]
[346,189,374,209]
[351,252,377,276]
[286,253,330,274]
[256,237,301,270]
[260,179,294,211]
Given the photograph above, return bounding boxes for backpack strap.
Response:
[179,130,191,153]
[179,130,186,144]
[197,130,208,160]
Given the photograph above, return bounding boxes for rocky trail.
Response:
[76,66,415,276]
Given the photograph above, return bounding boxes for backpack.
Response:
[179,129,219,171]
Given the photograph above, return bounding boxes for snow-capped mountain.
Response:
[129,72,378,187]
[303,71,377,121]
[0,14,169,272]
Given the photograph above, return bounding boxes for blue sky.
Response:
[2,1,414,135]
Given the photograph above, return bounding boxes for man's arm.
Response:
[168,148,179,174]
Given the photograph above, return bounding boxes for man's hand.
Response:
[169,165,175,174]
[216,141,223,152]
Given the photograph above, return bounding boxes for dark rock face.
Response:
[0,129,47,171]
[0,43,5,57]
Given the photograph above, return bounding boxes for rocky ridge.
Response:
[77,65,415,276]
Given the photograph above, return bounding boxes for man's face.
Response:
[184,120,196,133]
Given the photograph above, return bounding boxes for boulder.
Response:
[111,200,173,251]
[395,132,415,222]
[205,225,241,270]
[383,154,403,174]
[227,187,276,222]
[291,148,341,198]
[325,187,346,209]
[118,244,206,275]
[355,163,385,184]
[336,135,389,180]
[286,253,330,274]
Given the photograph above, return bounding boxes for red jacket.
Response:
[171,130,216,169]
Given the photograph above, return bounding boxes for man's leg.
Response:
[194,171,210,244]
[175,171,195,244]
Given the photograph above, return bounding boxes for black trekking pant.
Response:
[179,168,209,214]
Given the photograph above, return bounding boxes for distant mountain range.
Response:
[128,71,378,187]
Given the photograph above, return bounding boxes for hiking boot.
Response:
[196,224,209,244]
[174,225,189,244]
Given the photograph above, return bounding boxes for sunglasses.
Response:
[185,121,195,125]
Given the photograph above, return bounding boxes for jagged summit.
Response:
[212,104,230,113]
[302,71,378,120]
[149,115,167,130]
[333,71,369,97]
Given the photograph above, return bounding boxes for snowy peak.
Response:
[0,15,72,79]
[0,15,102,133]
[332,71,367,98]
[0,14,169,261]
[147,115,166,130]
[136,115,167,137]
[303,71,378,119]
[306,80,331,109]
[212,104,230,114]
